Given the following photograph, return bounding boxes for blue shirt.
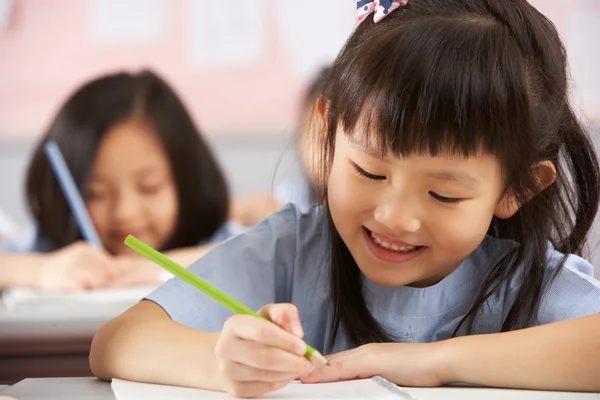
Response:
[0,220,245,253]
[146,204,600,355]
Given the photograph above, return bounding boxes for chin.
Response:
[358,266,420,287]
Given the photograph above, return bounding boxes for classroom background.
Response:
[1,0,599,273]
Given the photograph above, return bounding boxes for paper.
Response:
[564,7,600,121]
[111,378,401,400]
[274,0,356,81]
[1,286,155,312]
[0,0,13,30]
[87,0,167,44]
[111,378,599,400]
[186,0,265,69]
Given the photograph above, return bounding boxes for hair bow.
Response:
[356,0,408,24]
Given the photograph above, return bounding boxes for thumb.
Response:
[258,303,304,338]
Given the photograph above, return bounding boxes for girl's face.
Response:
[328,127,513,288]
[86,118,179,255]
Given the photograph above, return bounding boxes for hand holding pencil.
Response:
[124,235,328,398]
[216,303,316,397]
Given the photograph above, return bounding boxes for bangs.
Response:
[325,13,534,161]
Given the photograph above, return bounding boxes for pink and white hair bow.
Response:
[356,0,408,24]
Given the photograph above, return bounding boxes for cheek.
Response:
[327,160,372,232]
[87,202,109,237]
[428,202,495,250]
[150,185,179,234]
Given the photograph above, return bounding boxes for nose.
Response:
[373,192,421,234]
[112,189,141,224]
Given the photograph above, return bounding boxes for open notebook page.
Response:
[1,286,156,312]
[111,378,600,400]
[111,378,407,400]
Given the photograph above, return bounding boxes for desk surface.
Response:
[0,307,126,341]
[3,378,600,400]
[0,305,131,385]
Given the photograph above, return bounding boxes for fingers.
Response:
[301,345,376,383]
[224,314,307,359]
[216,307,316,398]
[221,334,312,373]
[222,361,303,383]
[259,303,304,338]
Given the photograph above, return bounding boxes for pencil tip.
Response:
[311,351,329,368]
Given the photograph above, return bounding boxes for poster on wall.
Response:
[564,6,600,124]
[186,0,265,69]
[87,0,167,44]
[274,0,355,82]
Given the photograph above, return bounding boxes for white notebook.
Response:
[111,378,600,400]
[1,286,156,312]
[111,377,416,399]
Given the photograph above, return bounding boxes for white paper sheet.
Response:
[564,7,600,121]
[111,378,403,400]
[87,0,167,44]
[274,0,356,81]
[186,0,265,69]
[2,286,155,311]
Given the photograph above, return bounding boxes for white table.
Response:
[0,305,131,385]
[2,378,600,400]
[0,287,153,385]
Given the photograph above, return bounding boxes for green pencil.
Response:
[124,235,328,368]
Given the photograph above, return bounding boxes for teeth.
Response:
[369,232,418,253]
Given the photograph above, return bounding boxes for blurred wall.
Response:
[0,0,598,273]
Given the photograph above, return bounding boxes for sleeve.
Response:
[144,204,302,332]
[536,250,600,325]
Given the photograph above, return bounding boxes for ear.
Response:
[494,160,556,219]
[316,96,326,120]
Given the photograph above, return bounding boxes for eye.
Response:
[139,184,162,195]
[429,191,461,204]
[86,189,107,201]
[352,163,386,181]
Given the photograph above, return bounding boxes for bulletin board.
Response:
[0,0,355,138]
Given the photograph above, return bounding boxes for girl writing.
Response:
[0,70,241,291]
[91,1,600,396]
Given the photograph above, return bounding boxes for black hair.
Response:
[26,70,230,252]
[319,0,600,347]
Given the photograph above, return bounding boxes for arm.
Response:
[0,253,47,289]
[0,243,120,291]
[304,314,600,392]
[90,299,222,390]
[441,313,600,391]
[111,245,216,287]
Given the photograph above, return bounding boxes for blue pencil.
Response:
[44,141,103,248]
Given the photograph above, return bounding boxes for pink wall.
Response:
[0,0,598,140]
[0,0,303,138]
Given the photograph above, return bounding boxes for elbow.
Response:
[89,318,122,381]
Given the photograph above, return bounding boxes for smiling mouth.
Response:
[368,231,420,253]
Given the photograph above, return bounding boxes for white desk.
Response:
[0,286,153,385]
[2,378,600,400]
[0,305,130,385]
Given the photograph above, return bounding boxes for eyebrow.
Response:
[348,136,386,158]
[347,136,480,185]
[427,171,479,186]
[90,166,163,183]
